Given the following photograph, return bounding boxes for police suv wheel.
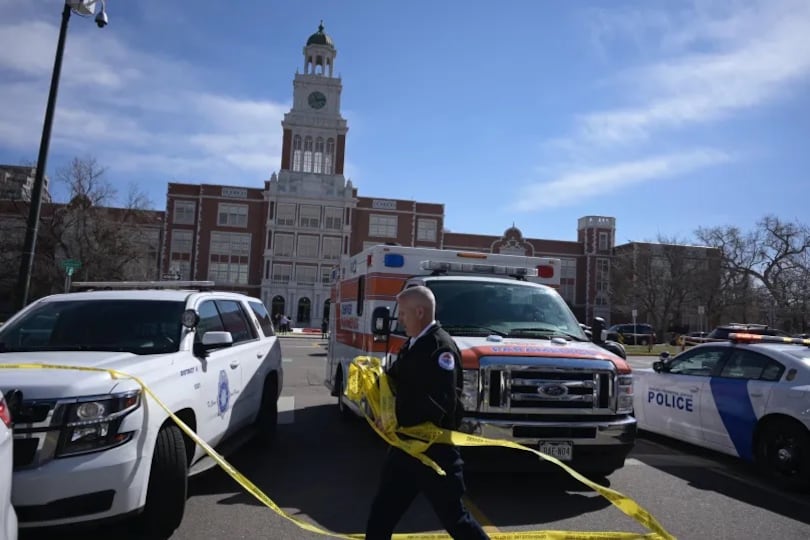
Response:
[756,418,810,491]
[255,375,278,444]
[136,424,188,537]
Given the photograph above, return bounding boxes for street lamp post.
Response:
[14,0,108,310]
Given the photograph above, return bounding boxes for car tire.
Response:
[756,417,810,491]
[255,374,279,445]
[335,368,352,419]
[135,424,188,538]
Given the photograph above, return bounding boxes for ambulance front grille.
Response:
[482,358,616,413]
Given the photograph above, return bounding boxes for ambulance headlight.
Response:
[56,391,141,457]
[461,369,480,411]
[616,375,633,413]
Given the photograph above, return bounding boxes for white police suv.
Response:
[0,281,283,537]
[633,333,810,490]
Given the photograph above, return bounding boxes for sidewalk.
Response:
[277,327,325,338]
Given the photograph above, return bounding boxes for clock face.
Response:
[308,91,327,110]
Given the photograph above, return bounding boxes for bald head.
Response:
[396,286,436,337]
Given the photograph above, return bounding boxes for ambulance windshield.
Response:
[427,280,587,341]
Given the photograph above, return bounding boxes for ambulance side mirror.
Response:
[591,317,606,344]
[371,306,391,336]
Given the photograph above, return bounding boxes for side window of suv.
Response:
[248,301,275,337]
[215,300,257,344]
[196,300,224,343]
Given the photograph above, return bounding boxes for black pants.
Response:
[365,445,490,540]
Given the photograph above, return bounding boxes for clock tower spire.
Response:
[278,21,347,175]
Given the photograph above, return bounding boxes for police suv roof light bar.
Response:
[727,333,810,347]
[71,280,216,291]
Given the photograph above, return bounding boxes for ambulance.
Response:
[324,244,637,476]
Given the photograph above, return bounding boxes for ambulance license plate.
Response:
[538,441,573,461]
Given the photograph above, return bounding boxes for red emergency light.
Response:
[537,265,555,279]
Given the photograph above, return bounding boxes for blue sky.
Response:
[1,0,808,244]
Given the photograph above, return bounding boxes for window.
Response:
[215,300,256,344]
[599,231,610,251]
[173,200,195,224]
[248,301,275,337]
[357,275,365,316]
[209,232,250,284]
[369,214,397,238]
[321,267,333,284]
[296,265,317,284]
[272,263,291,283]
[299,205,321,228]
[324,206,342,230]
[561,258,576,279]
[314,137,324,174]
[174,261,191,280]
[303,136,313,172]
[276,203,295,226]
[264,260,270,280]
[217,203,248,227]
[170,229,193,254]
[720,350,785,381]
[417,219,437,242]
[668,348,725,377]
[210,232,250,256]
[273,233,294,257]
[596,258,609,292]
[324,138,335,174]
[208,262,248,284]
[297,235,319,258]
[292,135,302,172]
[322,236,342,260]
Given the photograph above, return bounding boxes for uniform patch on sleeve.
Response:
[437,351,455,371]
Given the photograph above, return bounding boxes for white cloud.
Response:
[0,7,288,196]
[514,149,732,212]
[516,0,808,212]
[578,0,810,146]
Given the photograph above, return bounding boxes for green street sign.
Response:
[61,259,82,270]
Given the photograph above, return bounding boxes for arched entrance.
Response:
[271,296,285,318]
[297,297,311,324]
[322,299,331,322]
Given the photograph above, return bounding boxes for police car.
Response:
[0,281,283,537]
[633,333,810,490]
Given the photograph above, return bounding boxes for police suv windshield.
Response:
[425,280,588,341]
[0,299,186,355]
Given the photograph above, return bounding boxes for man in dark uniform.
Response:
[365,286,490,540]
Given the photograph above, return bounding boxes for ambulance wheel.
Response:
[755,417,810,491]
[135,424,188,538]
[335,368,352,419]
[255,373,279,445]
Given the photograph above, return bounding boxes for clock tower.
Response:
[279,21,348,174]
[263,23,355,326]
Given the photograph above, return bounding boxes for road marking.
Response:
[278,396,295,424]
[282,358,293,363]
[463,496,500,534]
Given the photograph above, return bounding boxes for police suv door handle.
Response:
[256,351,265,358]
[688,386,700,393]
[229,360,240,369]
[750,391,763,397]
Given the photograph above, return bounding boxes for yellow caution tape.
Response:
[0,360,675,540]
[346,356,676,540]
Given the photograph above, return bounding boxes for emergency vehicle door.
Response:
[385,303,408,367]
[701,349,781,459]
[649,347,727,445]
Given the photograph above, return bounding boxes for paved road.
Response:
[21,342,810,539]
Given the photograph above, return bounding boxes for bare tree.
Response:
[0,156,160,313]
[696,215,810,332]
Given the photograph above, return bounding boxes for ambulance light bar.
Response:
[728,333,810,347]
[71,280,216,291]
[420,260,539,277]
